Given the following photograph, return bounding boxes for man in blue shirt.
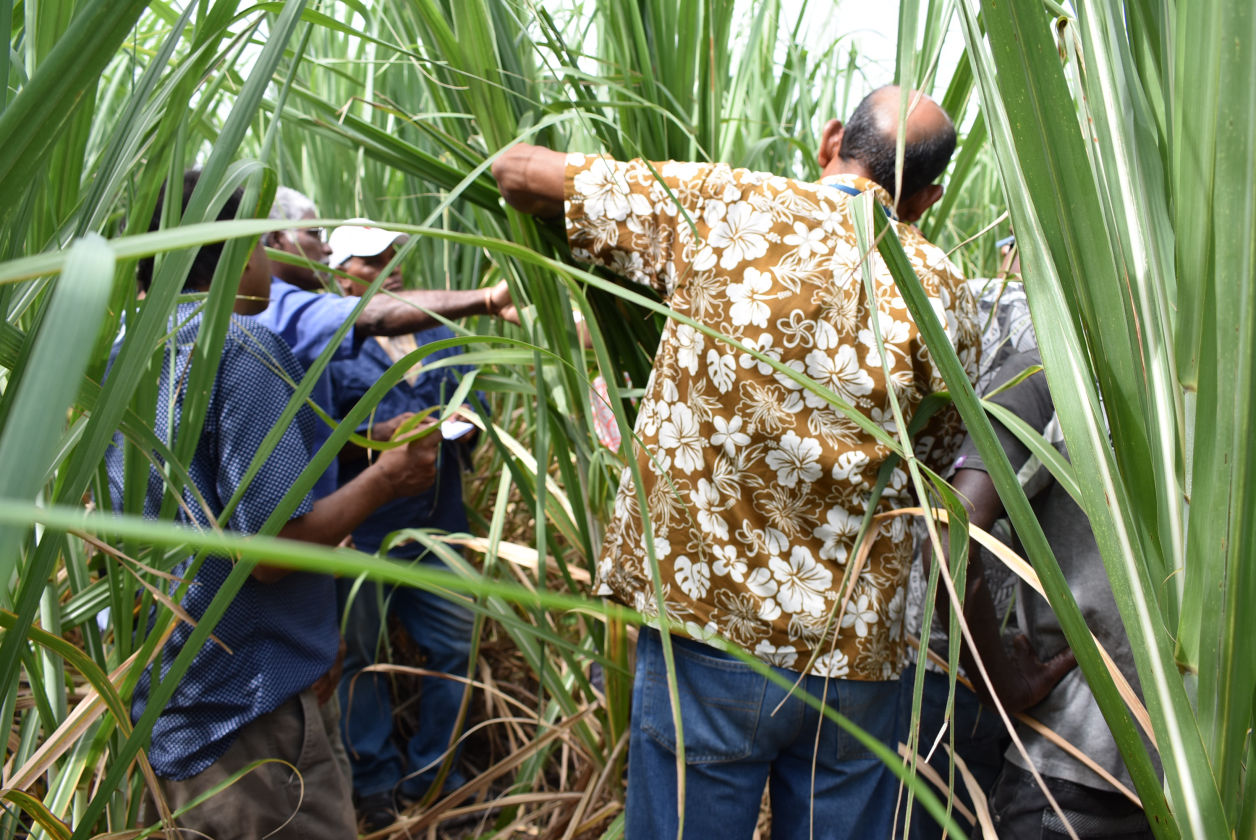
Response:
[258,187,513,499]
[107,172,442,840]
[325,222,482,830]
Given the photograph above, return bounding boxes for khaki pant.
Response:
[155,688,356,840]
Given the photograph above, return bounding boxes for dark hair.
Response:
[837,90,956,199]
[137,169,245,293]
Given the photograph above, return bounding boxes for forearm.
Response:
[492,143,567,218]
[252,466,394,582]
[939,468,1073,712]
[954,567,1017,704]
[934,468,1013,700]
[357,288,476,337]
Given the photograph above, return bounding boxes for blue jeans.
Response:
[627,628,901,840]
[898,666,1008,840]
[336,568,474,800]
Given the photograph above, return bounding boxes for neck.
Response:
[821,156,874,182]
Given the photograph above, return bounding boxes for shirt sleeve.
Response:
[213,327,318,534]
[564,155,728,299]
[952,349,1053,478]
[252,279,364,369]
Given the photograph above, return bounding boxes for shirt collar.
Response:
[819,174,896,215]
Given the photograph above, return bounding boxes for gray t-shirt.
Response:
[954,349,1160,792]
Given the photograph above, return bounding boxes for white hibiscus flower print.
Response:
[727,267,781,328]
[706,348,737,393]
[868,405,898,433]
[765,431,822,488]
[710,415,751,457]
[674,323,704,375]
[754,641,798,669]
[814,649,850,678]
[675,555,711,599]
[804,345,876,407]
[712,544,748,582]
[690,478,729,540]
[840,591,879,637]
[814,319,840,350]
[814,506,861,563]
[758,596,782,622]
[573,158,652,221]
[683,619,720,643]
[736,523,790,559]
[709,202,772,269]
[783,220,830,261]
[746,566,779,599]
[738,332,782,375]
[661,160,704,181]
[658,402,704,474]
[886,586,905,641]
[608,249,646,285]
[769,546,833,616]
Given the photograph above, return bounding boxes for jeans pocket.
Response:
[638,633,766,763]
[832,679,899,761]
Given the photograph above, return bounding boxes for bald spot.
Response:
[865,86,953,148]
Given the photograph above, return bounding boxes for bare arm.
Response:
[251,420,440,582]
[491,143,567,218]
[937,468,1075,713]
[354,279,517,337]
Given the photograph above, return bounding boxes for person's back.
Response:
[492,85,982,840]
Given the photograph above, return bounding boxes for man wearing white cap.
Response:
[325,221,491,831]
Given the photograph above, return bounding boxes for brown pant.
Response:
[156,688,356,840]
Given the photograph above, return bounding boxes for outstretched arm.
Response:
[354,279,517,338]
[492,143,567,218]
[938,468,1075,713]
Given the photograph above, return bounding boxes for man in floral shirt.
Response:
[493,85,980,839]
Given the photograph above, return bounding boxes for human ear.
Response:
[817,119,845,169]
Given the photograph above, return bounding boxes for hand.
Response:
[491,143,567,218]
[486,279,519,324]
[368,412,414,443]
[374,416,439,497]
[976,634,1077,714]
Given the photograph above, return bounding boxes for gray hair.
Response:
[267,186,319,244]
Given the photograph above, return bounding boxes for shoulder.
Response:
[896,225,966,291]
[255,278,356,329]
[565,154,798,200]
[220,314,305,386]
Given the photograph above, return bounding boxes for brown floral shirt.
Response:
[566,155,980,679]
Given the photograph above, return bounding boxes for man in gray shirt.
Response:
[948,348,1159,838]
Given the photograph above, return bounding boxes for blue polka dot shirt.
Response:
[105,302,340,781]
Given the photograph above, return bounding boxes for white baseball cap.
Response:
[327,219,407,269]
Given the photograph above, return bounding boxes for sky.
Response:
[779,0,966,96]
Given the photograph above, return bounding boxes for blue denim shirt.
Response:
[329,325,475,557]
[105,303,339,780]
[250,278,364,498]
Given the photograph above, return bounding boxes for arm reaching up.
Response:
[492,143,567,218]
